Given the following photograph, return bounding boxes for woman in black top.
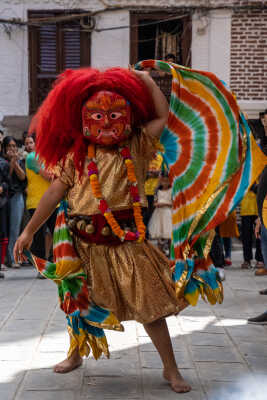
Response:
[0,153,9,277]
[2,136,26,268]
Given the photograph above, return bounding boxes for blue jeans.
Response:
[7,192,24,264]
[261,224,267,268]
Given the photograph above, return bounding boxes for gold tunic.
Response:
[55,131,187,324]
[56,131,156,216]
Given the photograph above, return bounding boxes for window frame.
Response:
[28,9,91,114]
[130,11,192,66]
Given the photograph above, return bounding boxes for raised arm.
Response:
[14,178,68,262]
[133,70,169,139]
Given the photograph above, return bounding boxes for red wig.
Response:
[30,67,155,176]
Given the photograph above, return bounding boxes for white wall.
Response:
[91,10,129,69]
[0,4,28,117]
[192,9,232,86]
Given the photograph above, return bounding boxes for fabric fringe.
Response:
[67,326,110,360]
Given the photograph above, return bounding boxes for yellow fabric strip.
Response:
[67,326,110,360]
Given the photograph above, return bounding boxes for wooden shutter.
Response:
[39,24,57,73]
[63,22,82,69]
[29,10,91,114]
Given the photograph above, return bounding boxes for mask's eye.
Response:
[91,112,104,120]
[110,112,122,120]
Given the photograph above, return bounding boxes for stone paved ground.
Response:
[1,250,267,400]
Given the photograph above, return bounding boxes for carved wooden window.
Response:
[28,10,91,114]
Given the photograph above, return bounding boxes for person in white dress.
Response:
[148,174,172,256]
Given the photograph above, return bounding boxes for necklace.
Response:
[87,143,146,242]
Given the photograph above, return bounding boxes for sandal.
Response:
[256,261,265,268]
[241,261,251,269]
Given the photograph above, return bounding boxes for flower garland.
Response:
[87,143,146,242]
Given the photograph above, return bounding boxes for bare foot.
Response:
[163,369,192,393]
[54,350,82,373]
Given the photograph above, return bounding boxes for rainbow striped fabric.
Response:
[136,60,267,306]
[26,201,122,360]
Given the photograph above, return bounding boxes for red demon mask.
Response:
[82,91,132,146]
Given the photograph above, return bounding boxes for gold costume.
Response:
[55,130,186,325]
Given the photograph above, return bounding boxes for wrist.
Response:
[24,225,34,237]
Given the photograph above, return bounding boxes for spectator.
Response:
[0,130,4,155]
[19,133,35,264]
[240,185,264,269]
[0,150,9,277]
[148,173,172,257]
[25,134,57,277]
[210,227,225,281]
[2,136,26,268]
[144,151,163,233]
[260,109,267,155]
[219,211,239,266]
[248,165,267,323]
[165,53,176,63]
[158,53,177,78]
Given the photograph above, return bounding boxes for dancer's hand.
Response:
[129,65,169,139]
[14,231,33,263]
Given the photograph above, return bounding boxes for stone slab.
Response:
[22,368,83,391]
[196,362,249,382]
[140,351,193,369]
[191,346,241,363]
[80,374,142,399]
[17,390,76,400]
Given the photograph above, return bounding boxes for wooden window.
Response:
[28,10,91,114]
[130,12,191,101]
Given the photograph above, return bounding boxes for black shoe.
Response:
[0,272,5,279]
[248,312,267,325]
[21,261,32,267]
[36,272,46,279]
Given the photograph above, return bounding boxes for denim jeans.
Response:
[7,192,24,264]
[261,224,267,268]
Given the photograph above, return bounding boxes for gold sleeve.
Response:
[53,153,75,188]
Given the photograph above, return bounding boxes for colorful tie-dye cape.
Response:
[136,60,267,306]
[26,201,123,360]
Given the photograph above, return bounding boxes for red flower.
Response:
[88,161,97,171]
[120,147,131,159]
[125,231,138,241]
[130,185,139,196]
[99,199,109,214]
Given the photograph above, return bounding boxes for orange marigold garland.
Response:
[87,144,146,242]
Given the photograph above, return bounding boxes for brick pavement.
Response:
[0,250,267,400]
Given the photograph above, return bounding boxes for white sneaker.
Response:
[11,263,21,269]
[217,267,225,281]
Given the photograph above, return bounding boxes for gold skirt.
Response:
[74,238,187,324]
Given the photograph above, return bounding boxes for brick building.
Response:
[230,7,267,102]
[0,0,266,137]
